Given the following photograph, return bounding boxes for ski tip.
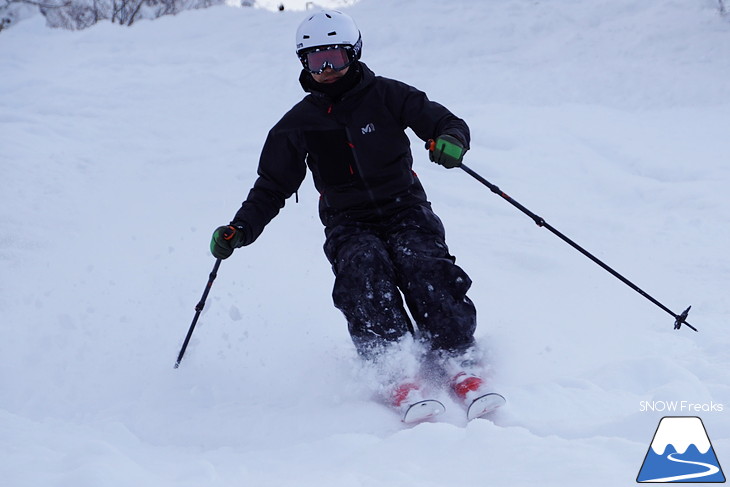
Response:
[467,392,506,421]
[402,399,446,424]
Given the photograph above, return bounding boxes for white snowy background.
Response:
[2,0,729,485]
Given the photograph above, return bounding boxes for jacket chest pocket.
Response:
[304,128,357,186]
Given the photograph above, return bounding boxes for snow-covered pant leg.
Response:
[324,224,414,357]
[324,205,477,357]
[386,205,477,354]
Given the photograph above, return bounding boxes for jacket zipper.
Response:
[344,126,383,217]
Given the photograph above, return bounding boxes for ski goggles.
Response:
[298,45,356,74]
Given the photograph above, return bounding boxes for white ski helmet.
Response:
[295,10,362,72]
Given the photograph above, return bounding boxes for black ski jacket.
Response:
[231,62,470,245]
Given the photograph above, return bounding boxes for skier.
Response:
[210,10,502,422]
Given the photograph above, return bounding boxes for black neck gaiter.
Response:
[302,61,363,101]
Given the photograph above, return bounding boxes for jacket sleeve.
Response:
[231,124,307,246]
[384,79,470,149]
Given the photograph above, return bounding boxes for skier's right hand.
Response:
[210,225,247,259]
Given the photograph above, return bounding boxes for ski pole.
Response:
[174,258,223,368]
[458,162,697,332]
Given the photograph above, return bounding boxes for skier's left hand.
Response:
[427,134,466,168]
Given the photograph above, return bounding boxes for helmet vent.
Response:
[327,31,337,36]
[303,35,310,39]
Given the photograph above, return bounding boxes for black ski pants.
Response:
[324,204,477,359]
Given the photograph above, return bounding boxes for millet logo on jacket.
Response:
[361,123,375,134]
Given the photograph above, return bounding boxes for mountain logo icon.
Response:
[637,416,726,483]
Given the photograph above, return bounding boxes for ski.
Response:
[402,399,446,424]
[466,392,506,421]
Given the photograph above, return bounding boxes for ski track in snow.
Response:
[1,1,729,486]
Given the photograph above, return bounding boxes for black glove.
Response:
[427,134,466,168]
[210,224,247,259]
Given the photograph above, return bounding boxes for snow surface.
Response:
[1,1,729,485]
